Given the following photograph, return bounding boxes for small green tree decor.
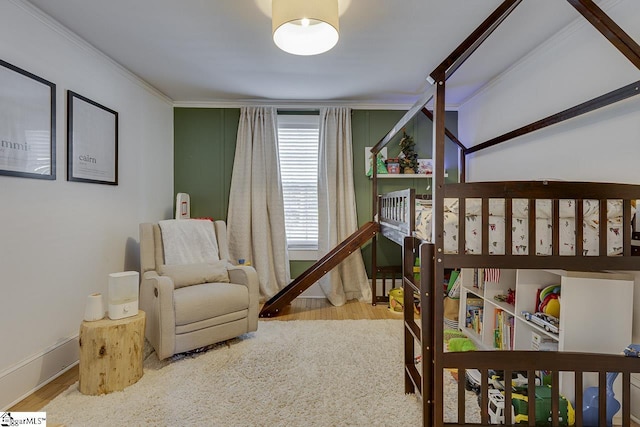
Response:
[398,130,418,173]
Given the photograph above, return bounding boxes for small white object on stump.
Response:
[78,310,146,395]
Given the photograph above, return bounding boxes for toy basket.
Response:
[388,288,419,314]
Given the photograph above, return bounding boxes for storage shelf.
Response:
[457,267,634,403]
[484,297,516,316]
[516,316,560,342]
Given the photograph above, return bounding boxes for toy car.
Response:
[488,389,507,424]
[488,386,575,426]
[488,370,537,392]
[465,368,481,394]
[521,311,559,334]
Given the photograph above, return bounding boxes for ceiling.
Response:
[25,0,611,107]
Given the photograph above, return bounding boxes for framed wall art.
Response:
[417,158,433,175]
[67,91,118,185]
[0,59,56,180]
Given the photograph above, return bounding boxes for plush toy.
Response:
[583,372,620,427]
[443,328,467,341]
[538,284,561,318]
[447,337,476,352]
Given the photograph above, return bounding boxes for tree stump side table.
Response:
[78,310,146,395]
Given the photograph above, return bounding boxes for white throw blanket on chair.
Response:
[158,219,219,265]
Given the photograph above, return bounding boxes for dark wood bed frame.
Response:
[369,1,640,425]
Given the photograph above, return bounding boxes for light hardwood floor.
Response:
[9,299,398,412]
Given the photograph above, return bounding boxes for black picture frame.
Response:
[67,91,118,185]
[0,59,56,180]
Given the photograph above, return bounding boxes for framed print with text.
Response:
[67,90,118,185]
[0,59,56,180]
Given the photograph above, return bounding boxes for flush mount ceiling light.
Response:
[272,0,339,56]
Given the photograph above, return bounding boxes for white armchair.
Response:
[139,220,258,360]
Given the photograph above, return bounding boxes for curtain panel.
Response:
[227,107,290,298]
[317,107,371,306]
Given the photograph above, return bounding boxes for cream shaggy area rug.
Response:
[44,320,479,426]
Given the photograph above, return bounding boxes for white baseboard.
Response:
[0,334,79,410]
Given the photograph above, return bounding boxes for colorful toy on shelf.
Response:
[494,288,516,306]
[521,311,559,334]
[624,343,640,357]
[537,284,561,318]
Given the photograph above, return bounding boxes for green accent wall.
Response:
[173,107,458,275]
[173,108,240,221]
[351,110,459,273]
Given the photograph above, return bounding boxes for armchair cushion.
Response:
[174,283,249,327]
[139,220,258,360]
[158,260,229,289]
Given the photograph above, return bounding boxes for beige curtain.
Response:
[227,107,290,299]
[317,107,371,306]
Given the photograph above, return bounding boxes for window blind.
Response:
[277,114,319,249]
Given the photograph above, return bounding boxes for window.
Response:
[277,114,319,255]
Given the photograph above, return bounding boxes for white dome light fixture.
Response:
[272,0,339,56]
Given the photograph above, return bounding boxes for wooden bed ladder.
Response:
[259,221,380,318]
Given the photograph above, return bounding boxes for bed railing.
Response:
[444,181,639,271]
[378,188,416,245]
[380,181,639,271]
[403,237,640,427]
[444,351,639,426]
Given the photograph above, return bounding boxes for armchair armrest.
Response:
[227,265,259,331]
[140,271,177,360]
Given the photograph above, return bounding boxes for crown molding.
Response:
[458,0,623,109]
[173,99,459,111]
[10,0,174,105]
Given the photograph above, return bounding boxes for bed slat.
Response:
[600,199,607,256]
[576,199,584,257]
[552,199,560,256]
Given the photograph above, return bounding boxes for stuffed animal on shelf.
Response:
[537,284,561,318]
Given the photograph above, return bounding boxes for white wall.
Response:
[458,0,640,342]
[0,0,174,408]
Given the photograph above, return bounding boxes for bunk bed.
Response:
[368,1,640,425]
[378,183,640,422]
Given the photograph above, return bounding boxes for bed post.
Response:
[419,241,435,426]
[431,73,447,426]
[371,147,378,305]
[459,149,466,183]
